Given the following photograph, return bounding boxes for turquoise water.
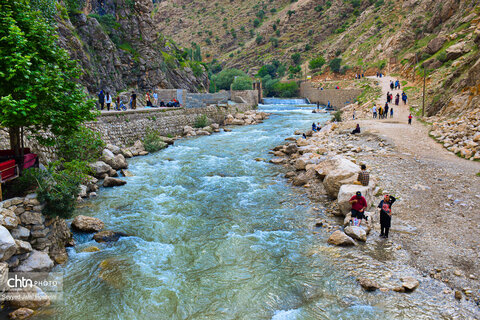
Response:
[39,103,471,319]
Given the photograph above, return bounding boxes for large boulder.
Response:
[292,169,316,186]
[327,230,357,246]
[105,154,128,170]
[224,114,234,125]
[0,226,17,261]
[344,226,367,242]
[106,144,121,155]
[19,212,43,225]
[14,250,54,272]
[337,183,375,216]
[10,226,30,241]
[71,215,104,232]
[88,161,113,179]
[284,143,298,155]
[103,177,127,187]
[323,158,361,198]
[9,308,35,320]
[446,41,468,61]
[425,35,447,54]
[133,140,145,152]
[102,148,115,159]
[183,125,195,135]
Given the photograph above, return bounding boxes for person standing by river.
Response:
[105,92,112,111]
[378,194,396,239]
[349,191,367,226]
[131,91,137,109]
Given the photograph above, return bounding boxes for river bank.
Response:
[270,78,480,316]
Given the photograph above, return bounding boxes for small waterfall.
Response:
[262,98,309,105]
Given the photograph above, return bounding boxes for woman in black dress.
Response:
[378,194,396,238]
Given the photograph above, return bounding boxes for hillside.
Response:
[155,0,480,117]
[53,0,209,94]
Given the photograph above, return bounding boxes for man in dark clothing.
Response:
[98,90,105,110]
[131,91,137,109]
[384,103,389,119]
[378,194,396,238]
[349,191,368,226]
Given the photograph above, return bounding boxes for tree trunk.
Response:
[8,126,23,173]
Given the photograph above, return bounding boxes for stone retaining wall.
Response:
[185,91,230,108]
[300,82,362,109]
[85,100,255,148]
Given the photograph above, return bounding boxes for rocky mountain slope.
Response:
[55,0,209,94]
[155,0,479,118]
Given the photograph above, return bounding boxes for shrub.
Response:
[143,129,167,152]
[270,37,279,47]
[195,114,209,128]
[272,81,299,97]
[256,35,263,44]
[309,55,326,70]
[291,53,301,65]
[35,160,91,218]
[253,18,260,28]
[232,76,253,90]
[329,58,342,73]
[56,127,105,163]
[332,110,343,122]
[437,51,447,63]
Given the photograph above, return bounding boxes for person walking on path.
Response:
[153,92,158,106]
[378,106,383,119]
[372,105,377,118]
[349,191,368,226]
[105,92,112,111]
[408,113,412,125]
[384,103,389,119]
[378,194,396,238]
[390,107,393,118]
[395,93,400,106]
[352,108,356,120]
[98,90,105,110]
[386,91,391,103]
[131,91,137,109]
[402,92,407,105]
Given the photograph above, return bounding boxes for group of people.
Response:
[348,165,396,239]
[372,103,393,119]
[354,73,365,79]
[311,122,322,132]
[98,90,181,111]
[390,79,401,90]
[376,72,384,78]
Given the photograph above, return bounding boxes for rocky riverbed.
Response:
[270,118,480,313]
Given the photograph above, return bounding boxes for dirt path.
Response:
[345,75,480,304]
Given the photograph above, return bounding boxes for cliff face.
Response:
[56,0,209,94]
[154,0,479,118]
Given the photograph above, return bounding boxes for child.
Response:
[408,113,412,125]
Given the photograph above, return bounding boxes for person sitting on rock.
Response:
[302,133,307,139]
[378,194,396,239]
[349,191,368,226]
[351,124,360,134]
[159,100,165,107]
[354,164,370,186]
[312,122,317,132]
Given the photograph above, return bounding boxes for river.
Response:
[37,101,473,319]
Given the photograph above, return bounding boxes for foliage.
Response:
[309,55,326,70]
[253,18,260,28]
[194,114,209,128]
[288,65,301,76]
[271,81,299,97]
[37,161,90,218]
[437,51,447,63]
[291,53,301,65]
[211,68,248,90]
[332,110,343,122]
[287,10,296,18]
[0,0,96,152]
[30,0,57,20]
[329,58,342,73]
[143,129,168,153]
[270,37,279,47]
[256,34,263,44]
[56,127,105,162]
[231,76,253,90]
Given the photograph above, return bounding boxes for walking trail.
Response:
[346,75,480,300]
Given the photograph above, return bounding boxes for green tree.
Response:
[291,53,301,65]
[193,44,202,61]
[211,69,248,91]
[329,58,342,73]
[0,0,95,163]
[272,81,299,97]
[309,55,326,70]
[287,10,296,18]
[231,76,253,90]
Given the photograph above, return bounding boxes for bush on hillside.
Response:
[332,110,343,122]
[309,55,326,70]
[272,81,299,97]
[232,76,253,90]
[291,53,301,65]
[329,58,342,73]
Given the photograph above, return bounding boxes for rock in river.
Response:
[357,277,379,291]
[93,230,127,243]
[327,230,357,246]
[71,215,104,232]
[344,226,367,242]
[103,177,127,187]
[14,250,54,272]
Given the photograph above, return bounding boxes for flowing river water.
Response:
[37,101,477,319]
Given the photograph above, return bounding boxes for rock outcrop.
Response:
[71,216,104,233]
[327,230,357,246]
